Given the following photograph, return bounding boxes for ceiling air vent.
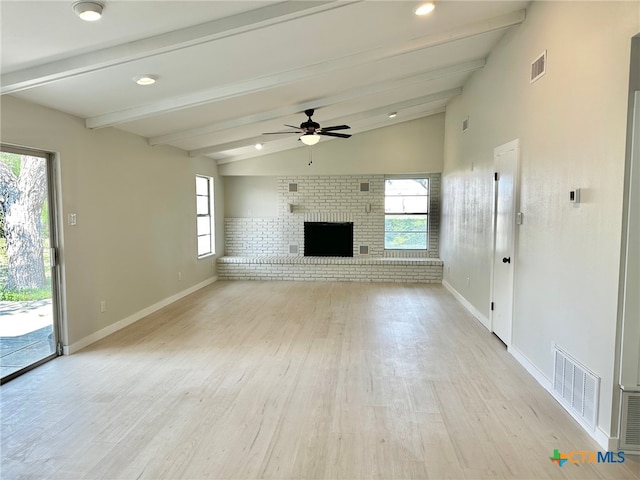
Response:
[531,50,547,83]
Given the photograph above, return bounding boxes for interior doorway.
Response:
[490,139,520,346]
[0,145,61,383]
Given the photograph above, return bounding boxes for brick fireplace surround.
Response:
[218,175,443,283]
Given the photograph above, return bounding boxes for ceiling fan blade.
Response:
[284,124,302,129]
[262,131,300,135]
[320,125,350,132]
[319,132,351,138]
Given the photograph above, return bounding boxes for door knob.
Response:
[502,257,511,264]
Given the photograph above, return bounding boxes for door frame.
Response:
[489,138,520,347]
[0,143,64,383]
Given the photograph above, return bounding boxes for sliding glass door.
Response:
[0,146,61,383]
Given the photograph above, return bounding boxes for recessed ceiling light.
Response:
[133,75,157,86]
[255,143,263,150]
[388,112,397,118]
[415,2,435,16]
[72,2,104,21]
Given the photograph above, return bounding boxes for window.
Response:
[196,175,214,257]
[384,178,429,250]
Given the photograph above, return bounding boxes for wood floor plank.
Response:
[1,281,639,479]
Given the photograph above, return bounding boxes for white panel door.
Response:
[491,139,519,346]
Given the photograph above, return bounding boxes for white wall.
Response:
[219,114,444,176]
[0,96,223,348]
[441,1,639,439]
[224,176,278,218]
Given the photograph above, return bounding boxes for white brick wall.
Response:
[225,174,440,258]
[222,174,443,283]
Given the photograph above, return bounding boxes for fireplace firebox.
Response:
[304,222,353,257]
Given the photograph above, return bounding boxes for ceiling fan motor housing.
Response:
[301,120,320,132]
[302,109,319,132]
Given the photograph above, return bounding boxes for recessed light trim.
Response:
[133,75,157,86]
[255,143,263,150]
[72,1,104,21]
[415,2,435,16]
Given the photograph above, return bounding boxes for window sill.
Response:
[383,249,435,259]
[384,249,428,252]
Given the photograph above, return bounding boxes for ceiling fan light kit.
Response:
[300,133,320,146]
[263,109,351,147]
[72,1,104,21]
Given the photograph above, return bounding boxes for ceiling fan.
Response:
[263,109,351,145]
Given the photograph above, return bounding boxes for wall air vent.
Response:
[359,182,370,192]
[531,50,547,83]
[359,245,369,255]
[552,346,599,431]
[620,391,640,451]
[288,183,298,192]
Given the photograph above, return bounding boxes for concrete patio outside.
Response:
[0,299,55,379]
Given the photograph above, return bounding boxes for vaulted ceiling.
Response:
[1,1,528,164]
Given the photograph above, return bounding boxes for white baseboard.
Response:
[443,283,616,452]
[442,279,490,330]
[508,344,615,451]
[64,276,217,355]
[508,344,552,390]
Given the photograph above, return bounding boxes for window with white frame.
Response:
[196,175,215,257]
[384,177,429,250]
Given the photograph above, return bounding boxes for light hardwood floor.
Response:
[1,281,639,479]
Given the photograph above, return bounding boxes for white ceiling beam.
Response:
[346,107,447,134]
[0,1,355,95]
[189,88,460,158]
[150,58,485,146]
[192,136,271,155]
[85,10,525,129]
[333,88,461,125]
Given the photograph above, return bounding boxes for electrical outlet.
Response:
[100,300,106,313]
[178,271,182,281]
